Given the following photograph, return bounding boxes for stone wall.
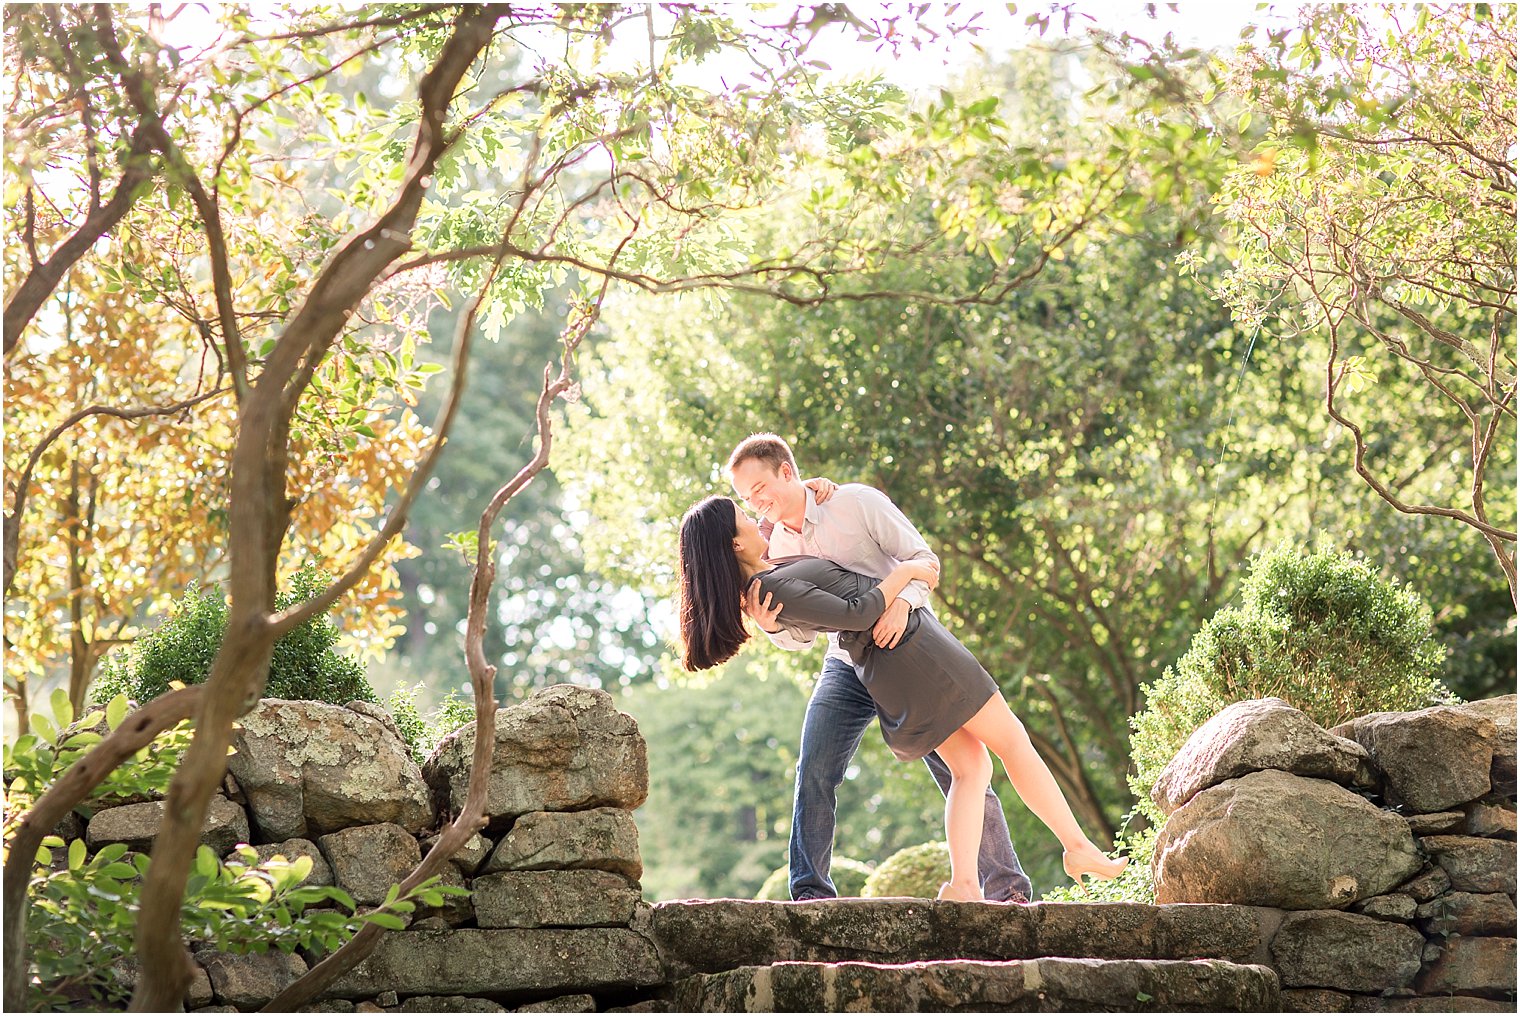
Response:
[1151,695,1517,1011]
[77,688,1514,1013]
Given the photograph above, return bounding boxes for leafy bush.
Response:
[755,857,875,900]
[5,692,463,1011]
[1040,825,1158,904]
[1129,541,1450,821]
[387,683,479,765]
[94,566,376,708]
[860,842,950,898]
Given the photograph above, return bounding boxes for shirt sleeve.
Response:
[761,573,889,633]
[763,621,817,651]
[852,487,939,611]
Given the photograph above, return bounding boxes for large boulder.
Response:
[1331,705,1497,812]
[1153,770,1422,908]
[1415,937,1517,998]
[86,796,249,855]
[195,949,308,1009]
[1420,835,1517,894]
[480,808,641,880]
[317,823,423,906]
[1269,910,1424,992]
[423,685,647,826]
[1151,698,1370,817]
[473,870,642,928]
[1456,695,1518,795]
[227,699,433,842]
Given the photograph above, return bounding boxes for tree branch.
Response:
[2,126,156,357]
[3,387,232,596]
[2,686,204,1013]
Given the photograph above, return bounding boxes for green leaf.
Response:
[68,839,86,871]
[106,694,130,731]
[51,688,73,729]
[363,911,407,931]
[93,843,129,863]
[195,845,220,879]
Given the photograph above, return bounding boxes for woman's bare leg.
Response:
[933,727,993,900]
[960,696,1125,879]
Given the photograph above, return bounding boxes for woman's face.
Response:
[731,499,768,561]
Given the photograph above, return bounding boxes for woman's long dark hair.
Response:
[678,496,749,671]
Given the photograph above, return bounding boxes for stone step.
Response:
[669,957,1280,1012]
[647,899,1281,978]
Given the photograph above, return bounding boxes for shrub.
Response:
[388,683,479,765]
[94,566,376,708]
[1129,541,1450,821]
[860,842,950,898]
[755,857,875,900]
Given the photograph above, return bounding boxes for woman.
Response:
[677,495,1126,901]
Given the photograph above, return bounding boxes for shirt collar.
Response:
[779,485,820,538]
[802,485,822,526]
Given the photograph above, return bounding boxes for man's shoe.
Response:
[792,890,835,901]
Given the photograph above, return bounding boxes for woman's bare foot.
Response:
[1062,843,1128,885]
[936,881,984,902]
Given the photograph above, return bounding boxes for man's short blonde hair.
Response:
[725,433,798,479]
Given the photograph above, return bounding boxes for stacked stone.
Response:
[81,685,655,1013]
[1150,695,1517,1013]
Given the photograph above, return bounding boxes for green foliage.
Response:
[1041,826,1158,905]
[6,695,466,1010]
[94,567,376,708]
[3,690,194,816]
[1209,4,1517,593]
[755,857,874,900]
[382,303,665,702]
[861,842,951,899]
[1129,541,1451,820]
[387,682,478,765]
[27,837,463,1011]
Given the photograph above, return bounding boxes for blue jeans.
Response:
[789,656,1034,901]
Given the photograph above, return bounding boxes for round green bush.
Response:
[755,857,875,900]
[94,566,377,708]
[860,842,950,898]
[1129,541,1450,821]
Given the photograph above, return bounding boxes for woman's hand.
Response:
[803,476,838,504]
[909,559,940,589]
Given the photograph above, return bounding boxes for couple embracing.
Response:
[677,433,1125,903]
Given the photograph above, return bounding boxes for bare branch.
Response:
[3,126,157,356]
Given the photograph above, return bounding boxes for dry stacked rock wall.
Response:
[78,687,1515,1013]
[82,685,652,1013]
[1151,695,1517,1011]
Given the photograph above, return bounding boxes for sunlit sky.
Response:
[152,3,1309,94]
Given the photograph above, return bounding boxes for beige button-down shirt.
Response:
[762,484,939,666]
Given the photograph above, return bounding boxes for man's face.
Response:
[730,458,792,525]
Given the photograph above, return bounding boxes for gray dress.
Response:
[753,556,999,762]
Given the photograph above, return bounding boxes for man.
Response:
[727,433,1033,903]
